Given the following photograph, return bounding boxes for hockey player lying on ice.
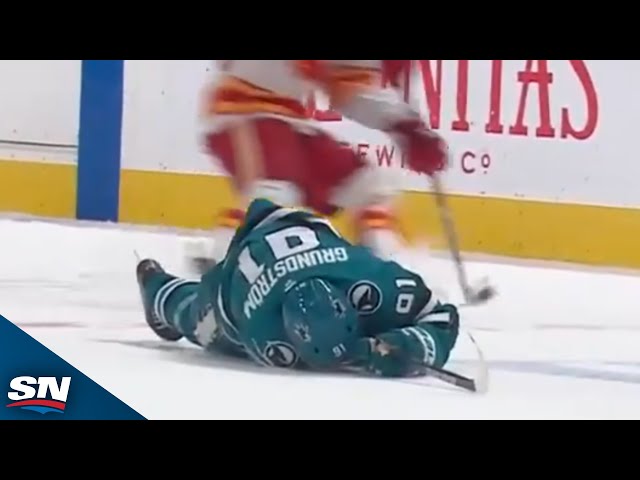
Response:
[188,60,449,269]
[137,198,459,378]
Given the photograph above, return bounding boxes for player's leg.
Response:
[185,118,308,275]
[183,122,254,273]
[210,122,411,260]
[135,259,201,344]
[191,118,410,269]
[300,131,408,259]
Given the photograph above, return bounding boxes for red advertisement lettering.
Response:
[452,60,470,132]
[310,60,599,142]
[509,60,555,138]
[418,60,443,129]
[376,145,395,167]
[382,61,412,102]
[560,60,598,140]
[485,60,504,134]
[356,143,369,160]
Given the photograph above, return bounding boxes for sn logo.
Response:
[6,376,71,415]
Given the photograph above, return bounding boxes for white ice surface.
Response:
[2,217,640,419]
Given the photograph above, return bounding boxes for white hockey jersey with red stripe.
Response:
[200,60,415,131]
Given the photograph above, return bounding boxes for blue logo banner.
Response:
[0,315,145,420]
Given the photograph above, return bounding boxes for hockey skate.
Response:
[135,259,184,342]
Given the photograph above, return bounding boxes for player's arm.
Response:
[344,303,460,378]
[301,60,448,178]
[311,60,413,130]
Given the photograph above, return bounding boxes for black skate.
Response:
[136,259,183,342]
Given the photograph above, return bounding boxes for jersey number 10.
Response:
[237,224,417,316]
[237,225,324,284]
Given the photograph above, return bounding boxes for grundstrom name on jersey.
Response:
[244,247,348,318]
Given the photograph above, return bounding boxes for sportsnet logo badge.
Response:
[6,376,71,414]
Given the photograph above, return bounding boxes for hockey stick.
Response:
[431,174,496,305]
[417,333,489,393]
[422,365,481,392]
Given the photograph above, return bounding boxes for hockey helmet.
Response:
[282,278,359,369]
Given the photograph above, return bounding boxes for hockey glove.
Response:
[389,120,449,176]
[350,303,460,378]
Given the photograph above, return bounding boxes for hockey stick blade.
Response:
[467,332,489,394]
[461,277,498,306]
[422,365,481,392]
[417,332,489,393]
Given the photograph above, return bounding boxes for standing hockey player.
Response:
[188,60,448,271]
[139,198,460,378]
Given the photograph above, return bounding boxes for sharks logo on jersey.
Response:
[348,281,383,315]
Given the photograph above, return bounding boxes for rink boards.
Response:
[0,60,639,269]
